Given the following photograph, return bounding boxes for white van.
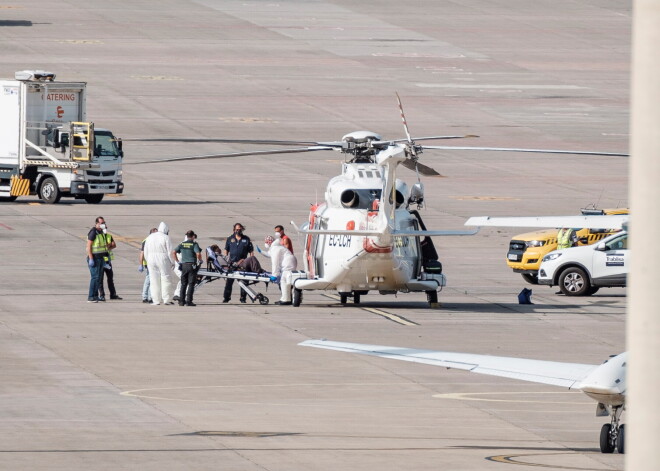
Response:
[538,231,628,296]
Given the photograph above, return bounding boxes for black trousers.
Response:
[223,278,246,302]
[180,262,197,304]
[99,262,117,298]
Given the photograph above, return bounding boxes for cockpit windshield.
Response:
[94,131,122,158]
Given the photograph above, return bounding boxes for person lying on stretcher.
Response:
[207,245,265,273]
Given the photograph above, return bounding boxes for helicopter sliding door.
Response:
[394,218,421,278]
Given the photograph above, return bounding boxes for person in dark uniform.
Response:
[223,223,254,303]
[172,230,202,306]
[86,216,109,303]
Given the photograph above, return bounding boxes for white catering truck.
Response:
[0,70,123,204]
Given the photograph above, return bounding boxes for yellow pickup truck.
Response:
[506,208,628,284]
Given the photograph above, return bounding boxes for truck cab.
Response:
[505,208,628,284]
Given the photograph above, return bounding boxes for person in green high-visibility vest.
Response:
[98,227,122,300]
[86,216,108,303]
[557,227,578,250]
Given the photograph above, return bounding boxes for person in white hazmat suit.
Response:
[263,236,297,305]
[143,222,175,305]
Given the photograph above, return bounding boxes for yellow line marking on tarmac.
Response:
[322,294,418,325]
[111,234,143,249]
[433,391,587,404]
[486,452,618,470]
[28,202,41,205]
[362,307,418,326]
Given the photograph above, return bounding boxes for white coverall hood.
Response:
[158,221,169,234]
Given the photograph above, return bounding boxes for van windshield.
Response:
[94,131,121,158]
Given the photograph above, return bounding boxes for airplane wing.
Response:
[300,340,599,389]
[465,215,628,230]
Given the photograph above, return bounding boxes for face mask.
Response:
[235,229,243,236]
[264,243,271,250]
[274,232,281,238]
[100,223,107,233]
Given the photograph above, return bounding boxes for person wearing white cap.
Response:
[143,221,175,305]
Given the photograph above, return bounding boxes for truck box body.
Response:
[0,72,123,204]
[2,79,86,160]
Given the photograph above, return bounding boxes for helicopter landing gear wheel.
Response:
[340,293,349,304]
[257,294,269,305]
[292,288,302,307]
[353,293,360,304]
[426,290,438,306]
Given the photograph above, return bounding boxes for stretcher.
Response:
[194,247,275,305]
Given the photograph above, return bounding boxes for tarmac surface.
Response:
[1,1,629,470]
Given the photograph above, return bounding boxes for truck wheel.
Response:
[521,273,539,285]
[559,267,590,296]
[39,177,61,204]
[84,194,104,204]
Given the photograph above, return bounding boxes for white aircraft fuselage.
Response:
[293,146,446,296]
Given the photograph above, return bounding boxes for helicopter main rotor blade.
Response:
[129,146,334,165]
[422,145,628,157]
[388,134,479,143]
[401,158,443,177]
[395,92,414,145]
[124,137,345,147]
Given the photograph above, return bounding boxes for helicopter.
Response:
[128,95,628,307]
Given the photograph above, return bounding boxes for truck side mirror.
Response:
[596,242,607,251]
[116,138,123,158]
[51,130,69,153]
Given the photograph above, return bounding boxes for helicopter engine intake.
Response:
[341,190,359,208]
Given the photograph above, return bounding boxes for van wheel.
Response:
[559,267,590,296]
[39,177,61,204]
[84,194,104,204]
[521,273,539,285]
